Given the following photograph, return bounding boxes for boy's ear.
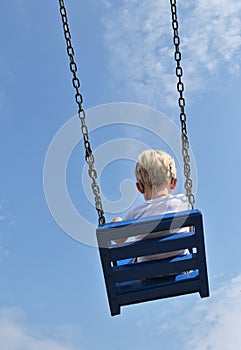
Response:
[136,181,144,194]
[170,178,177,190]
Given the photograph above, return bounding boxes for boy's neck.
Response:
[144,187,172,200]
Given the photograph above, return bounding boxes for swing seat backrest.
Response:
[96,209,209,316]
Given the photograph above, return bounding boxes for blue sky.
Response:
[1,1,241,349]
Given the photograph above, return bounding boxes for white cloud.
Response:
[182,274,241,350]
[0,198,14,226]
[0,245,8,258]
[0,198,14,258]
[102,0,241,108]
[0,58,11,112]
[0,308,79,350]
[132,273,241,350]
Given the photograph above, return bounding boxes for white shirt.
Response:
[125,194,191,262]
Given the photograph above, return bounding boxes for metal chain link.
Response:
[169,0,195,209]
[58,0,106,224]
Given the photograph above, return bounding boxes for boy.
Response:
[114,149,190,262]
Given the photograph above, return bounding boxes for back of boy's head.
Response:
[135,150,176,190]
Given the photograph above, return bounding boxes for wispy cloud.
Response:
[0,246,8,258]
[0,308,79,350]
[0,58,11,112]
[0,198,14,258]
[0,198,14,225]
[132,273,241,349]
[182,274,241,350]
[102,0,241,108]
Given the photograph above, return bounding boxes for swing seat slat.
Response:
[109,230,196,261]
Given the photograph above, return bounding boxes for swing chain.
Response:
[58,0,106,224]
[170,0,195,209]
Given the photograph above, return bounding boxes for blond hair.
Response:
[135,150,176,191]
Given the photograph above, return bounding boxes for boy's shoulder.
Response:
[125,193,189,220]
[168,193,190,208]
[170,193,189,201]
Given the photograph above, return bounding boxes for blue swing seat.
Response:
[96,209,209,316]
